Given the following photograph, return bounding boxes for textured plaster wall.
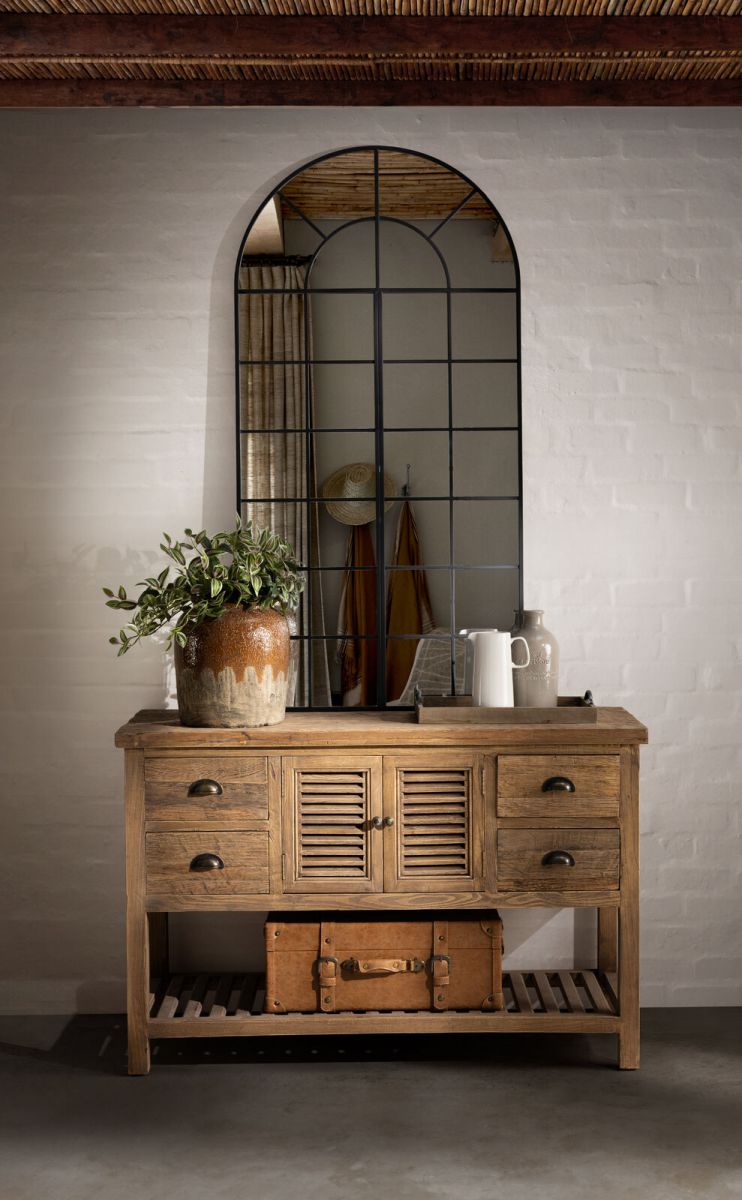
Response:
[0,108,740,1012]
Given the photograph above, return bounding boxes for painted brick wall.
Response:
[0,108,739,1013]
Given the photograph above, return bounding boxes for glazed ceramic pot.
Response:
[511,609,559,708]
[175,605,290,728]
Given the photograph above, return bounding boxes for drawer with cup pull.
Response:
[496,755,620,820]
[497,828,620,890]
[145,830,270,897]
[144,756,271,825]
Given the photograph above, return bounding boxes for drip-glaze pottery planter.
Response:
[175,605,289,727]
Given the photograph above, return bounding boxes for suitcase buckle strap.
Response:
[341,957,425,975]
[318,921,337,1012]
[429,952,451,1010]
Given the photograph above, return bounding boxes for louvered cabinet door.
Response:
[383,754,484,893]
[281,755,383,893]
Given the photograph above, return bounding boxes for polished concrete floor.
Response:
[0,1010,740,1200]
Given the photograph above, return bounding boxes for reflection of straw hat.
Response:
[321,462,396,526]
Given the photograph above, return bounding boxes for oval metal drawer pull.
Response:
[541,849,575,868]
[541,776,575,794]
[189,852,225,872]
[188,778,223,797]
[371,816,383,830]
[383,816,395,828]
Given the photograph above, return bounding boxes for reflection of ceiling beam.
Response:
[1,77,741,108]
[3,16,742,58]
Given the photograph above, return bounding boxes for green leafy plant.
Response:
[103,517,304,656]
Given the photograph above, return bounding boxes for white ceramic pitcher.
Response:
[460,628,531,708]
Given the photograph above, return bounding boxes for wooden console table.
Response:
[116,707,647,1074]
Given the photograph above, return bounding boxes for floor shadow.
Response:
[1,1009,739,1079]
[0,1014,128,1077]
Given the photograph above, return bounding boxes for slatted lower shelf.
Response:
[147,970,619,1038]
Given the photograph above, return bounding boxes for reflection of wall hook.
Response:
[402,463,412,497]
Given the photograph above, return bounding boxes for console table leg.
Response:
[126,908,150,1076]
[618,746,640,1070]
[617,896,640,1068]
[125,750,150,1076]
[148,913,169,977]
[597,908,617,973]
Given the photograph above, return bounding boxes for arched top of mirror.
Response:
[239,147,518,292]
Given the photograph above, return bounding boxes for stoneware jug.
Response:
[511,609,559,707]
[460,629,531,708]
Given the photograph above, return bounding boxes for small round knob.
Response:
[541,776,575,794]
[541,849,575,868]
[383,816,395,828]
[188,778,223,797]
[371,816,383,830]
[189,852,225,872]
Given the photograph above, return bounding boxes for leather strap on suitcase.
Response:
[318,919,337,1012]
[431,920,450,1011]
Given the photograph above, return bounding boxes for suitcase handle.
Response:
[341,957,425,975]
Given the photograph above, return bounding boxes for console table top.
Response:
[115,707,648,749]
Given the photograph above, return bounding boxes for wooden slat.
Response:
[227,973,247,1016]
[3,16,742,59]
[235,974,257,1017]
[580,970,614,1014]
[603,972,620,1015]
[2,76,741,107]
[251,977,266,1015]
[557,970,585,1013]
[155,974,184,1020]
[183,974,209,1019]
[533,971,560,1013]
[508,971,533,1014]
[206,974,233,1018]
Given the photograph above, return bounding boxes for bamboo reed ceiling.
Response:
[278,151,495,219]
[0,4,740,105]
[2,2,740,13]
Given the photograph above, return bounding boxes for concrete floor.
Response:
[0,1010,740,1200]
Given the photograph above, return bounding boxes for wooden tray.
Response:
[414,692,597,725]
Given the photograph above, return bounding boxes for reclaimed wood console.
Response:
[116,707,647,1074]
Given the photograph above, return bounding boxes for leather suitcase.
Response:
[264,910,503,1013]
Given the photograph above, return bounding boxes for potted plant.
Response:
[104,518,304,728]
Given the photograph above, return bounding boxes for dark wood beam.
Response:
[0,77,740,106]
[2,15,742,59]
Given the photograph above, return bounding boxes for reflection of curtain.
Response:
[385,500,435,701]
[239,262,331,706]
[337,525,377,707]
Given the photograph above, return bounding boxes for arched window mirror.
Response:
[235,147,522,711]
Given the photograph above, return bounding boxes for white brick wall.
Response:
[0,108,739,1012]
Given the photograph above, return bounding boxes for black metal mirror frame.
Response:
[234,145,523,710]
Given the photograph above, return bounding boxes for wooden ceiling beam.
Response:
[2,15,742,60]
[0,77,740,106]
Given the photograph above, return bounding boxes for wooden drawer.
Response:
[497,828,620,890]
[144,756,271,824]
[145,830,270,896]
[497,755,620,819]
